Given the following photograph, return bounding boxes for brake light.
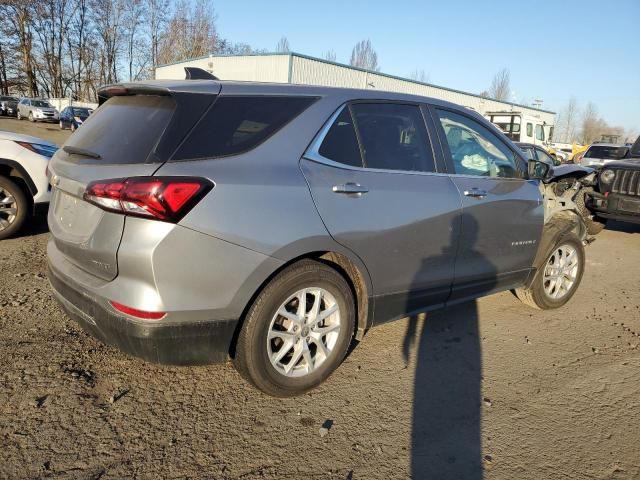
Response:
[110,301,166,320]
[84,176,212,222]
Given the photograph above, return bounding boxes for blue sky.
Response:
[215,0,640,133]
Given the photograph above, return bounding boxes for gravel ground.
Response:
[0,115,71,145]
[1,219,639,479]
[1,120,640,479]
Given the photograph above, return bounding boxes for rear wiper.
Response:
[63,145,101,159]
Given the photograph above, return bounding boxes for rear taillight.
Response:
[84,176,212,222]
[110,301,166,320]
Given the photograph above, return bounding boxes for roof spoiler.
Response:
[97,84,171,105]
[184,67,219,80]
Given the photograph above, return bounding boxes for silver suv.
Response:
[47,77,592,396]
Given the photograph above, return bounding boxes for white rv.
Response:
[485,111,553,145]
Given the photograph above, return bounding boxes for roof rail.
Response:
[184,67,219,80]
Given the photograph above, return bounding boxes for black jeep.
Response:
[588,136,640,224]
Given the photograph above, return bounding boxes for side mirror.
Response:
[528,159,551,179]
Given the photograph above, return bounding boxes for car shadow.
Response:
[605,220,640,234]
[14,213,49,238]
[402,214,495,479]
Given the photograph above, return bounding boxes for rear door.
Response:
[429,106,543,302]
[301,102,461,322]
[48,89,218,280]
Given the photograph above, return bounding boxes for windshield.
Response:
[32,100,52,108]
[71,108,91,116]
[584,145,629,160]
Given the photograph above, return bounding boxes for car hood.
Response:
[550,164,594,178]
[0,129,58,147]
[602,159,640,169]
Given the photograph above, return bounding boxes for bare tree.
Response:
[157,0,219,65]
[556,97,579,143]
[144,0,168,71]
[580,102,601,144]
[409,69,429,83]
[323,49,336,62]
[123,0,147,81]
[488,68,511,101]
[349,39,379,71]
[275,36,290,53]
[4,1,39,96]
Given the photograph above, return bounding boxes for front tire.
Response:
[17,110,22,120]
[28,111,34,122]
[233,259,355,397]
[59,120,65,130]
[515,233,585,310]
[0,176,29,240]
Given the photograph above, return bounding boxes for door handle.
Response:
[463,188,487,198]
[332,183,369,195]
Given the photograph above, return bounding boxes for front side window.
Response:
[350,103,435,172]
[436,109,522,178]
[174,96,317,160]
[526,123,533,137]
[535,124,545,141]
[318,108,363,167]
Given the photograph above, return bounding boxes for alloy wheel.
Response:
[0,186,18,232]
[543,244,579,300]
[267,287,341,377]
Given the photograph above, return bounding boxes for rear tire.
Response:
[233,259,355,397]
[71,122,76,132]
[515,233,585,310]
[0,176,29,240]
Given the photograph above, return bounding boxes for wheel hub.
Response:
[267,287,341,377]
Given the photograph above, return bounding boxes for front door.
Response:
[430,107,544,303]
[301,102,461,323]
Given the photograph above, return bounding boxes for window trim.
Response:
[428,104,528,180]
[304,101,443,176]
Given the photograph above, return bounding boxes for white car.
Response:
[0,130,57,239]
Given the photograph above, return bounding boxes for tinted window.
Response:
[318,107,363,167]
[72,107,91,116]
[351,103,435,172]
[535,124,545,141]
[64,95,175,164]
[584,145,629,160]
[436,109,522,178]
[526,123,533,137]
[174,96,316,160]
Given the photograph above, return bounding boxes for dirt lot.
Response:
[0,115,71,146]
[1,120,640,479]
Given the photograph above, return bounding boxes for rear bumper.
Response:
[48,263,238,365]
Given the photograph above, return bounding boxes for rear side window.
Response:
[174,96,316,160]
[526,123,533,137]
[318,108,363,167]
[351,103,435,172]
[64,95,175,163]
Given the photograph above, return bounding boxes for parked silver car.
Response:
[580,143,632,169]
[17,98,59,122]
[47,76,595,396]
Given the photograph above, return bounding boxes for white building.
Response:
[156,52,555,126]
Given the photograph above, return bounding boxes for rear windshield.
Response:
[64,95,175,163]
[72,107,91,116]
[584,145,629,160]
[173,96,317,160]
